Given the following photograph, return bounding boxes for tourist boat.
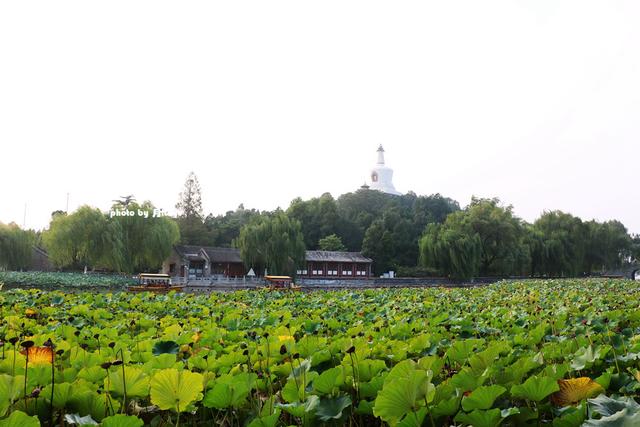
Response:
[264,275,301,291]
[127,273,184,293]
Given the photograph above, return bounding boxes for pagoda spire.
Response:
[377,145,385,165]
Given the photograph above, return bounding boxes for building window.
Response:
[169,263,176,273]
[296,269,308,275]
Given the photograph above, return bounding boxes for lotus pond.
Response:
[1,279,640,427]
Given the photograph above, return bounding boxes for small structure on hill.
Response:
[368,145,401,195]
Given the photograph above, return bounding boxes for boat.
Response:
[128,273,184,293]
[263,275,301,291]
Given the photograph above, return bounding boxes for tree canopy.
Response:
[42,203,179,273]
[235,211,306,276]
[0,222,35,271]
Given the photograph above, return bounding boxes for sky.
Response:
[1,1,639,234]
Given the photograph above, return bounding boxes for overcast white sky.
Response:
[1,1,638,234]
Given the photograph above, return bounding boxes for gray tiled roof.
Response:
[175,246,372,264]
[174,245,243,263]
[202,247,243,263]
[305,250,372,263]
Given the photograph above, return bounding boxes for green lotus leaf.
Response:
[511,375,559,402]
[461,384,506,411]
[152,341,179,356]
[28,366,53,386]
[313,367,344,395]
[552,405,586,427]
[247,410,281,427]
[41,382,77,409]
[432,394,462,419]
[202,373,255,409]
[289,359,311,381]
[382,359,417,386]
[359,376,385,399]
[450,367,488,392]
[417,356,444,377]
[101,414,144,427]
[77,366,107,384]
[0,375,24,417]
[0,410,40,427]
[149,353,178,370]
[373,368,434,426]
[281,378,305,404]
[571,346,607,371]
[150,369,204,412]
[454,408,502,427]
[355,399,374,415]
[310,349,332,366]
[276,396,318,418]
[316,395,352,422]
[397,408,427,427]
[104,367,150,398]
[445,339,484,365]
[68,391,120,422]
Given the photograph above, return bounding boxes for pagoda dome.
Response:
[368,145,401,195]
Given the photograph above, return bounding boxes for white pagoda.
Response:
[368,145,401,195]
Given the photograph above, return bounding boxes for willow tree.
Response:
[0,222,35,270]
[236,212,306,276]
[419,219,481,280]
[111,201,180,273]
[43,206,114,270]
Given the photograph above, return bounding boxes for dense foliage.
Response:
[420,199,633,280]
[0,271,135,289]
[235,212,306,276]
[0,222,35,271]
[176,182,633,279]
[1,279,640,426]
[42,203,179,274]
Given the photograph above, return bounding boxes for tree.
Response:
[112,201,180,273]
[175,172,211,245]
[463,198,528,276]
[318,234,347,251]
[43,202,180,273]
[583,220,631,273]
[361,219,394,275]
[235,212,306,276]
[531,211,586,277]
[419,219,482,280]
[43,206,115,270]
[0,222,35,271]
[287,193,342,250]
[205,204,261,247]
[417,197,527,279]
[176,172,203,219]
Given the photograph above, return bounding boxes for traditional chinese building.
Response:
[162,246,373,279]
[162,245,246,279]
[297,250,373,279]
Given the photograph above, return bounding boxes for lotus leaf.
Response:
[461,384,506,411]
[0,410,40,427]
[511,375,559,402]
[101,414,144,427]
[150,369,203,412]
